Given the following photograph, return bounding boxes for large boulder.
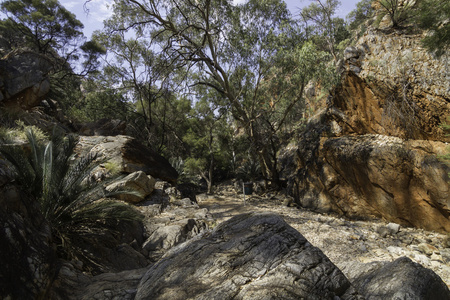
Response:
[349,257,450,299]
[106,171,156,203]
[295,131,450,232]
[0,51,53,108]
[78,135,178,183]
[135,213,361,300]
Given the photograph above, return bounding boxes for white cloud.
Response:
[84,0,114,23]
[233,0,247,5]
[61,1,78,9]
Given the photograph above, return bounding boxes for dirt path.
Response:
[198,189,450,287]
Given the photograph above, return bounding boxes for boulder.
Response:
[295,132,450,232]
[77,135,178,183]
[106,171,156,203]
[48,262,147,300]
[70,217,148,274]
[0,51,53,108]
[350,257,450,299]
[142,218,207,259]
[135,213,361,300]
[0,180,54,299]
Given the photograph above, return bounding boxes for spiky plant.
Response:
[0,128,143,267]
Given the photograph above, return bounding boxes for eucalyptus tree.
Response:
[346,0,374,32]
[92,2,190,152]
[183,88,229,193]
[300,0,350,66]
[0,0,104,76]
[112,0,332,188]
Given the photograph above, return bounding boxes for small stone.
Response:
[387,246,404,256]
[387,223,400,234]
[431,253,443,263]
[376,226,390,238]
[418,243,438,256]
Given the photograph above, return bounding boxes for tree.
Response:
[112,0,332,189]
[374,0,414,28]
[92,6,185,151]
[346,0,374,31]
[0,0,105,76]
[300,0,348,66]
[415,0,450,57]
[183,91,228,193]
[0,129,143,270]
[70,83,131,122]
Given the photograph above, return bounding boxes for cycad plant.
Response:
[0,128,143,266]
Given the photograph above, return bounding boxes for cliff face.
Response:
[338,29,449,140]
[293,28,450,232]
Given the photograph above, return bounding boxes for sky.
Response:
[61,0,362,39]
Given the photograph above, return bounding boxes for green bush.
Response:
[0,129,143,269]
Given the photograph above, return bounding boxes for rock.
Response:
[418,243,439,256]
[0,182,54,300]
[142,218,205,255]
[351,257,450,299]
[176,182,199,203]
[0,51,53,108]
[387,222,400,234]
[78,268,147,300]
[377,226,391,238]
[48,262,147,300]
[344,46,361,60]
[78,135,178,183]
[165,186,182,199]
[73,220,148,274]
[295,132,450,232]
[135,213,361,300]
[170,197,197,207]
[106,171,156,203]
[339,30,450,140]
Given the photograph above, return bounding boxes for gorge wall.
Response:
[292,27,450,232]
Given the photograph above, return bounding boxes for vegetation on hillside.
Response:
[0,0,448,191]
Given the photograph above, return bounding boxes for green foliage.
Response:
[300,0,349,64]
[103,161,121,176]
[236,155,262,182]
[414,0,450,57]
[347,0,374,31]
[1,0,84,54]
[70,87,130,122]
[374,0,414,28]
[0,0,105,79]
[0,120,48,144]
[0,129,143,269]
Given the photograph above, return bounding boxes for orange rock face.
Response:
[293,28,450,232]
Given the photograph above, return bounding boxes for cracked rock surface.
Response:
[135,212,362,300]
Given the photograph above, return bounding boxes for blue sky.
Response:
[60,0,361,39]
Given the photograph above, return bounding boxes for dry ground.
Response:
[198,187,450,287]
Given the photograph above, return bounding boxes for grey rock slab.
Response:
[135,212,361,300]
[351,257,450,299]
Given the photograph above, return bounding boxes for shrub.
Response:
[0,129,143,269]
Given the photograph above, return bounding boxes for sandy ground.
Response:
[198,189,450,287]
